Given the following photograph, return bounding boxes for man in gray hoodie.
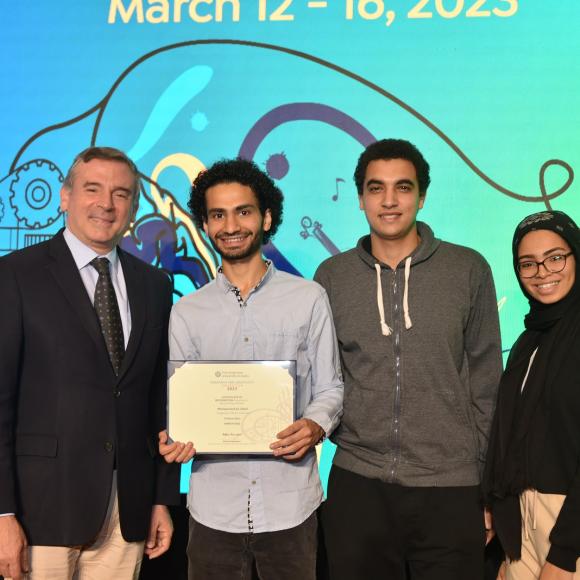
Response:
[314,139,502,580]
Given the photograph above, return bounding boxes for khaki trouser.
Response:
[9,473,144,580]
[505,489,580,579]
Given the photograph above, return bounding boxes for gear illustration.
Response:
[9,160,64,228]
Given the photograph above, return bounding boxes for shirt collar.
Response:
[63,227,119,272]
[216,260,275,295]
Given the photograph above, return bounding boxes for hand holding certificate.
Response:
[167,361,296,455]
[270,417,325,460]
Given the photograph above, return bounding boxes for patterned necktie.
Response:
[91,257,125,375]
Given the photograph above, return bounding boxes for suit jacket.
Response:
[0,230,180,546]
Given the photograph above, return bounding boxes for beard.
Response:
[210,229,264,262]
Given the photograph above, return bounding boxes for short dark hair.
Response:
[188,158,284,244]
[354,139,431,196]
[64,146,141,206]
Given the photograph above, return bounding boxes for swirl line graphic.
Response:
[239,103,376,160]
[10,39,574,211]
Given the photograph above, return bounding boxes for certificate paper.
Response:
[168,361,296,454]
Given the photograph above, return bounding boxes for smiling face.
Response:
[517,229,576,304]
[60,158,137,254]
[203,182,271,262]
[359,158,425,246]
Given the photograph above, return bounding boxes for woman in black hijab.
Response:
[485,210,580,579]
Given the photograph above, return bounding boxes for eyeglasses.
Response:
[517,252,573,278]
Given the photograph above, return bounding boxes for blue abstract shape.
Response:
[128,65,213,161]
[263,241,302,277]
[120,215,210,290]
[190,111,209,132]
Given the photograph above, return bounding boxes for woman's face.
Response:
[517,229,576,304]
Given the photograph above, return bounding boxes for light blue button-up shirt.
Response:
[169,263,343,533]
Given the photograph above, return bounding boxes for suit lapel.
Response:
[118,249,146,381]
[47,231,105,351]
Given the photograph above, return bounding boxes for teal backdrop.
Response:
[1,0,578,492]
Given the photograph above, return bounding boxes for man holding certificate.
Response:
[159,158,344,580]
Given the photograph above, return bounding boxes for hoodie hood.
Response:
[355,221,441,336]
[355,221,441,270]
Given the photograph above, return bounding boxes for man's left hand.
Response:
[144,505,173,559]
[270,418,324,460]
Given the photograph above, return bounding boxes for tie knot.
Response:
[91,257,111,276]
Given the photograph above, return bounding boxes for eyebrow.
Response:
[83,182,133,195]
[365,178,415,187]
[518,247,569,260]
[208,204,256,213]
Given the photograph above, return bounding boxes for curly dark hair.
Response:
[354,139,431,196]
[188,158,284,244]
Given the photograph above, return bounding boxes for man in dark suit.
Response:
[0,147,179,580]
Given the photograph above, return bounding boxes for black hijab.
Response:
[513,211,580,331]
[484,210,580,560]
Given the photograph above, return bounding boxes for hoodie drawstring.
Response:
[375,264,392,336]
[375,258,413,336]
[403,257,413,330]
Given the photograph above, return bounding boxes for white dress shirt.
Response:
[63,228,131,346]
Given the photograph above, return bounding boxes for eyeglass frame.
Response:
[517,251,574,278]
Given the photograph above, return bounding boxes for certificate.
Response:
[168,361,296,454]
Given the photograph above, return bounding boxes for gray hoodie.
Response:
[314,222,502,487]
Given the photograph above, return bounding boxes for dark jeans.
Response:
[321,466,485,580]
[187,512,317,580]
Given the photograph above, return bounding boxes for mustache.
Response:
[216,231,251,240]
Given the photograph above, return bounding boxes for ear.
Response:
[418,193,426,210]
[203,220,209,236]
[60,185,70,212]
[358,194,364,211]
[263,209,272,232]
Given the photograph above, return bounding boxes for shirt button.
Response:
[251,480,256,485]
[244,337,249,342]
[104,442,114,453]
[114,389,121,398]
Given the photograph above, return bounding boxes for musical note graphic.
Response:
[332,177,345,201]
